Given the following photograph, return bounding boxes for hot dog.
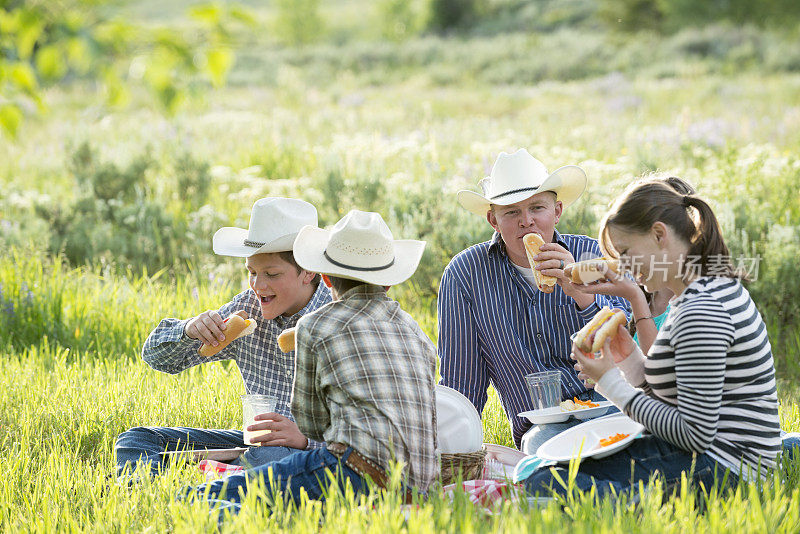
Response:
[564,257,620,285]
[198,310,257,357]
[572,306,627,353]
[522,233,557,293]
[277,327,296,353]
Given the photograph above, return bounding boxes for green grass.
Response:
[1,253,800,531]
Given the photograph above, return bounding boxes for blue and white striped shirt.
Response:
[438,230,631,447]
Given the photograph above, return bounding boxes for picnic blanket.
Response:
[197,449,550,511]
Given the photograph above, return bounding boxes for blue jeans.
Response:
[781,433,800,461]
[524,434,736,500]
[520,389,619,455]
[183,446,368,516]
[115,426,295,476]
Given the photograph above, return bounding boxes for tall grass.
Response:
[1,337,800,531]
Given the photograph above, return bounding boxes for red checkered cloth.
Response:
[442,479,524,509]
[198,461,525,511]
[199,460,244,481]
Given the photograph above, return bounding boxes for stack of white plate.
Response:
[435,385,484,454]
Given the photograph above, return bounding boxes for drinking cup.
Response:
[525,370,562,410]
[241,394,278,446]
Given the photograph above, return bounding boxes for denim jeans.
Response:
[183,446,368,516]
[115,426,295,476]
[524,434,736,500]
[781,433,800,461]
[520,389,620,455]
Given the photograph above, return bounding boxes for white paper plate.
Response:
[161,447,247,462]
[483,443,527,479]
[518,401,613,425]
[536,414,644,463]
[436,385,483,453]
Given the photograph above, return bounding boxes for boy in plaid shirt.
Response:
[187,209,437,514]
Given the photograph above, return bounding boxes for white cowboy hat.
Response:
[292,210,426,286]
[457,148,587,216]
[212,197,318,257]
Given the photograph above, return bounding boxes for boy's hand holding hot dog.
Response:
[186,309,256,356]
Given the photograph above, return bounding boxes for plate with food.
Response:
[518,399,613,425]
[161,447,248,462]
[535,414,645,463]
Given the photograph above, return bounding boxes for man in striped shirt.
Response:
[439,149,631,450]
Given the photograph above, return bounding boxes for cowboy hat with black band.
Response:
[213,197,318,257]
[457,148,587,216]
[292,210,426,286]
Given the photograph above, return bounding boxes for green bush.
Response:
[274,0,324,46]
[426,0,488,33]
[27,142,224,274]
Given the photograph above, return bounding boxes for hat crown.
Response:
[246,197,317,244]
[325,210,395,269]
[482,148,550,200]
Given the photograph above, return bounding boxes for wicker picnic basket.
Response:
[439,447,487,485]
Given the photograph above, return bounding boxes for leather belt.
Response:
[326,442,416,504]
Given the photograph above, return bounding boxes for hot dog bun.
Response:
[522,233,557,293]
[565,257,620,285]
[573,306,627,353]
[198,311,256,357]
[277,327,296,353]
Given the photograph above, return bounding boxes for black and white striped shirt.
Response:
[609,276,781,478]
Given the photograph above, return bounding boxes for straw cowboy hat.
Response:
[213,197,318,257]
[457,149,587,216]
[292,210,426,286]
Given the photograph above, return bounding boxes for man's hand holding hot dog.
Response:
[532,242,594,309]
[247,413,309,450]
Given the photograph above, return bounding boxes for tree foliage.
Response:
[0,0,254,138]
[599,0,800,33]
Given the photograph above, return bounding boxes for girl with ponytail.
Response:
[569,176,698,354]
[525,178,781,500]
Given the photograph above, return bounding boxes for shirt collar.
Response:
[337,284,388,301]
[274,282,331,327]
[487,229,567,258]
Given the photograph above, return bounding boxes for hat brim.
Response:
[212,227,299,257]
[292,226,426,286]
[457,165,587,216]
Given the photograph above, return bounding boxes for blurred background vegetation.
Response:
[1,0,800,375]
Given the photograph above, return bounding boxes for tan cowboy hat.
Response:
[213,197,318,257]
[457,148,587,216]
[292,210,426,286]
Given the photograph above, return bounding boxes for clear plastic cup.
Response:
[525,370,562,410]
[241,394,278,446]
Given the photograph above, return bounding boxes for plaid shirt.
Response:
[141,282,331,448]
[292,285,438,490]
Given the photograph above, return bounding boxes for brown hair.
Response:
[599,178,737,278]
[277,251,321,284]
[327,275,369,296]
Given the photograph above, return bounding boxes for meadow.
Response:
[2,1,800,531]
